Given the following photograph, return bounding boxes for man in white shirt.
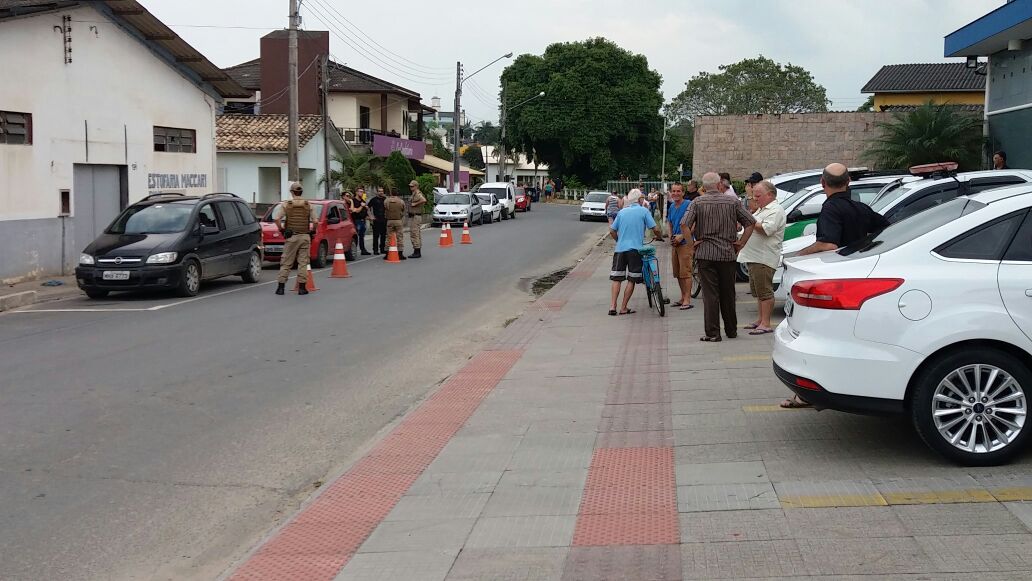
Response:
[737,180,786,335]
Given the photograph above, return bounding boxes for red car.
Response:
[260,200,357,267]
[515,187,532,212]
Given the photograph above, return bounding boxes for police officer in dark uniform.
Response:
[368,186,388,255]
[799,162,890,255]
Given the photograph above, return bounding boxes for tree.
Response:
[416,173,437,212]
[857,95,875,112]
[462,146,486,170]
[425,121,453,161]
[473,121,500,144]
[324,151,393,194]
[383,151,416,193]
[863,101,984,170]
[666,56,830,124]
[501,38,665,186]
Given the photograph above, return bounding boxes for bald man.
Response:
[798,163,889,256]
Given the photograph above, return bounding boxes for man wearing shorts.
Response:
[666,182,694,310]
[737,180,786,335]
[609,190,664,316]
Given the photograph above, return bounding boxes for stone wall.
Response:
[692,112,893,181]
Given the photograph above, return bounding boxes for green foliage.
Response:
[425,121,453,161]
[501,38,665,186]
[562,175,588,189]
[324,151,393,194]
[462,146,486,170]
[473,121,500,144]
[863,101,984,171]
[857,95,875,112]
[731,180,746,197]
[666,56,830,124]
[416,173,437,212]
[383,151,416,194]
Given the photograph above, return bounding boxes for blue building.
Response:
[947,0,1032,168]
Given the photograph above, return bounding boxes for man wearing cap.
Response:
[273,182,318,295]
[384,188,407,260]
[406,180,427,259]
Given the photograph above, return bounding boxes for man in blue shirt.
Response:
[666,182,694,310]
[609,190,664,316]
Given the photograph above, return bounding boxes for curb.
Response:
[0,290,37,312]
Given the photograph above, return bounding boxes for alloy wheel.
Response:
[186,263,200,294]
[249,253,261,279]
[932,364,1027,454]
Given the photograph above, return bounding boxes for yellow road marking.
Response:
[990,487,1032,501]
[722,354,772,362]
[881,489,995,505]
[780,493,887,508]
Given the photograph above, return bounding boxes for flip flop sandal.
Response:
[679,304,694,310]
[608,309,618,316]
[743,323,759,330]
[780,397,813,409]
[749,327,774,335]
[699,336,722,342]
[671,301,684,307]
[619,309,636,315]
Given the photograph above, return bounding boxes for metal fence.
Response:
[605,181,668,196]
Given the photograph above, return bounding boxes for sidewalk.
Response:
[226,239,1032,580]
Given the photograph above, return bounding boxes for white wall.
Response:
[216,128,342,204]
[0,4,218,221]
[326,92,409,137]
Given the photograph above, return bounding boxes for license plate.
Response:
[102,271,130,281]
[265,245,283,253]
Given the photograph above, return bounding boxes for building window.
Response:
[0,111,31,144]
[154,126,196,153]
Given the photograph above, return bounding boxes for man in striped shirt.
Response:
[681,172,757,342]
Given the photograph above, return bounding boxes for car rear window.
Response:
[839,198,986,257]
[477,188,506,197]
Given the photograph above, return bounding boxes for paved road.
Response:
[0,204,604,581]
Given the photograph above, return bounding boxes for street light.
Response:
[500,91,545,184]
[452,52,513,192]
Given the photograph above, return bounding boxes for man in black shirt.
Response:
[367,187,388,255]
[799,163,890,256]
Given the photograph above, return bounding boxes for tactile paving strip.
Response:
[227,349,523,581]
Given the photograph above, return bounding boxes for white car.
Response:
[475,182,517,220]
[773,186,1032,465]
[432,192,484,226]
[475,193,503,224]
[771,167,871,201]
[580,191,610,221]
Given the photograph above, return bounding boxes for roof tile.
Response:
[862,63,985,93]
[216,114,323,152]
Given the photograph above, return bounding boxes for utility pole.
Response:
[321,55,331,199]
[499,85,506,184]
[451,61,462,192]
[660,117,668,222]
[287,0,299,183]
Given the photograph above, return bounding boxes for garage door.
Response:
[73,164,124,254]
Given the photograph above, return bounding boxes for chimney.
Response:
[431,96,441,110]
[259,30,330,115]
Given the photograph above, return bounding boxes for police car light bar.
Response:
[909,162,958,176]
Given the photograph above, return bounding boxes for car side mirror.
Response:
[787,209,803,222]
[201,225,220,236]
[328,216,341,224]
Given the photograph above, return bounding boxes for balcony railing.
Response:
[338,127,406,145]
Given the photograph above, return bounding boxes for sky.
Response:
[145,0,1000,125]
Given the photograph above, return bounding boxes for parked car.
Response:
[773,185,1032,465]
[771,167,881,201]
[475,182,517,220]
[515,187,532,212]
[778,175,912,241]
[260,200,357,268]
[580,191,610,221]
[476,193,503,223]
[432,192,484,226]
[76,193,262,298]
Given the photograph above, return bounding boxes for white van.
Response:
[474,182,518,220]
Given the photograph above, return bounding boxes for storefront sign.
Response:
[147,173,208,189]
[372,134,426,160]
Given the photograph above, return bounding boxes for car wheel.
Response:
[502,208,509,220]
[511,207,517,219]
[478,212,485,226]
[911,348,1032,466]
[736,262,750,283]
[312,241,329,268]
[240,251,262,283]
[177,259,201,297]
[485,212,492,224]
[345,236,357,262]
[84,288,109,299]
[579,216,586,221]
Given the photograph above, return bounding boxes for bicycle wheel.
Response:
[691,261,702,298]
[654,283,666,317]
[644,267,655,309]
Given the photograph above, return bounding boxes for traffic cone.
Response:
[293,264,319,292]
[385,233,402,262]
[439,223,453,247]
[445,223,455,246]
[330,242,351,278]
[460,221,472,244]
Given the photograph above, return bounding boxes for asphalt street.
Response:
[0,204,605,581]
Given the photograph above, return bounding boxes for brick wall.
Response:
[691,112,893,181]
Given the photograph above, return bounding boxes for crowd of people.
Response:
[339,181,426,260]
[606,163,890,408]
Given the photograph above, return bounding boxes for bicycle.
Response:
[639,241,666,317]
[691,257,702,298]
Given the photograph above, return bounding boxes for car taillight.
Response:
[795,377,822,391]
[790,278,903,310]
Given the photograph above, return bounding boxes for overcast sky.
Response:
[147,0,998,124]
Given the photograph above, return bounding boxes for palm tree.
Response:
[322,151,394,194]
[863,101,984,170]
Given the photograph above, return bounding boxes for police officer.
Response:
[384,188,407,260]
[799,163,890,256]
[368,186,388,254]
[274,182,318,295]
[406,180,427,258]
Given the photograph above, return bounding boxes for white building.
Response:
[0,0,247,283]
[481,145,549,187]
[216,114,347,208]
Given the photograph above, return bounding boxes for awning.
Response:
[416,154,484,176]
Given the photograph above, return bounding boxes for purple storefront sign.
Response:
[372,134,426,160]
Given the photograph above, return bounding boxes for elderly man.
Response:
[719,172,738,199]
[799,163,889,256]
[682,172,756,342]
[738,180,786,335]
[609,189,664,316]
[685,180,701,201]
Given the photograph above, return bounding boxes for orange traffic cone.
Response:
[439,223,453,247]
[460,221,472,244]
[330,242,351,278]
[385,233,402,263]
[294,264,319,292]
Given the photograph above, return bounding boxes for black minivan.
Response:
[76,193,263,298]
